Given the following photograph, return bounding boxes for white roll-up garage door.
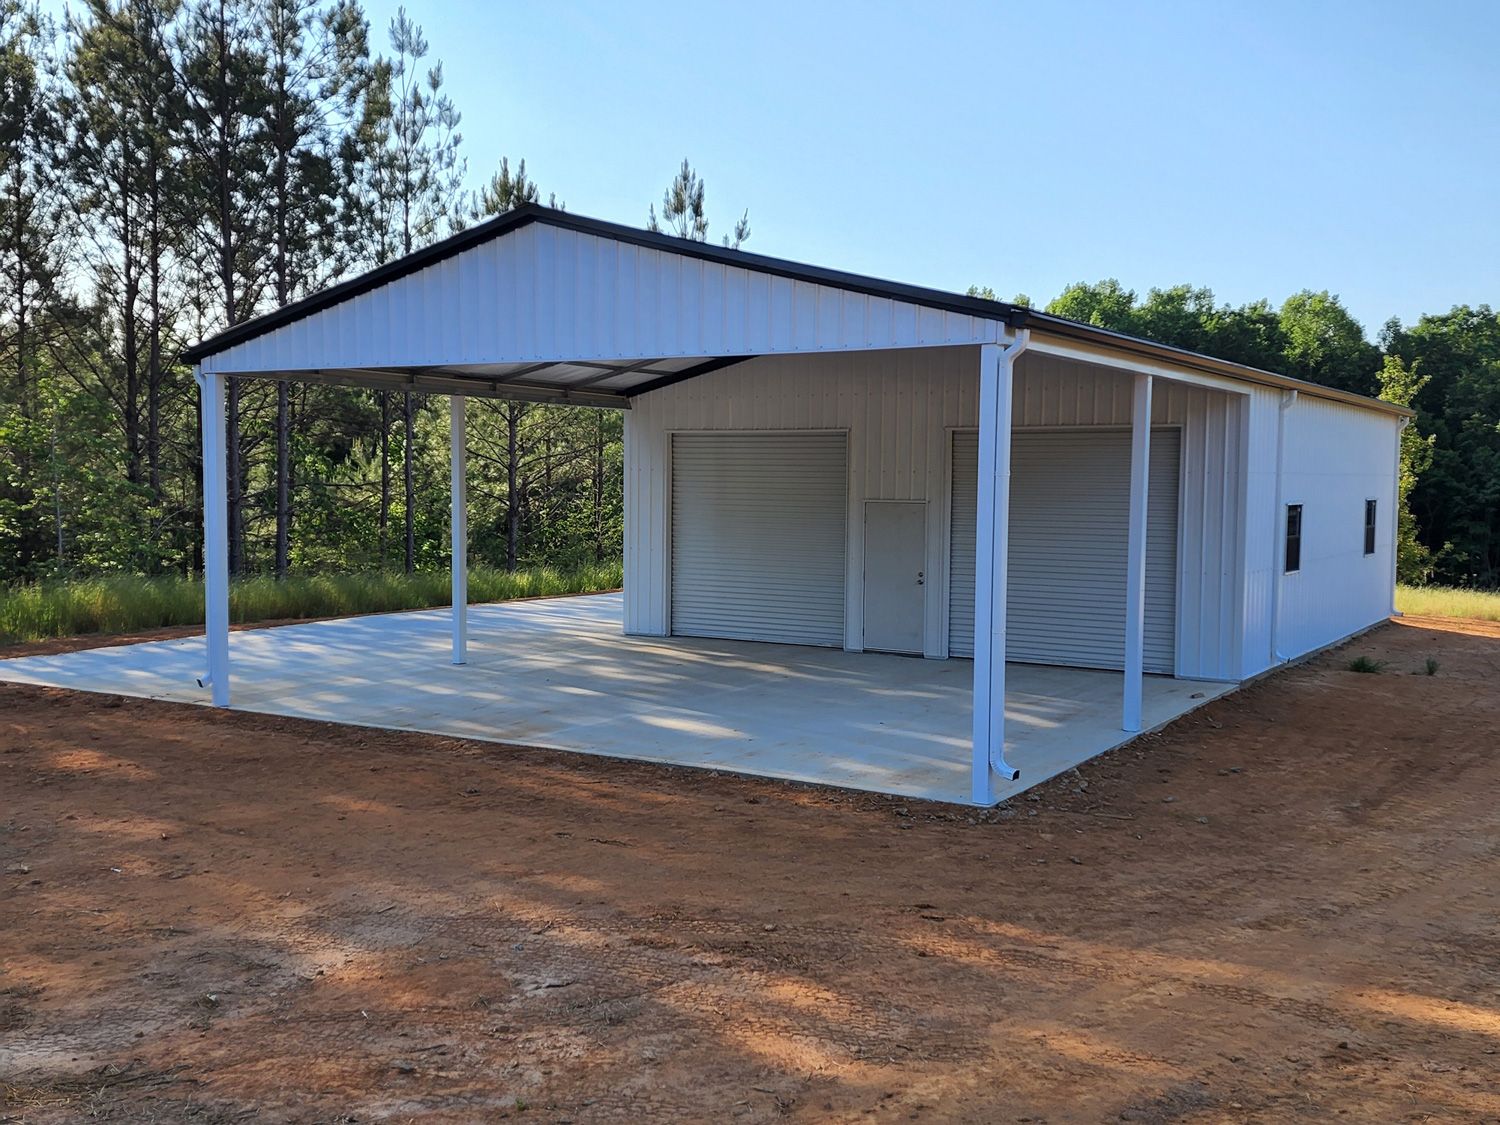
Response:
[671,432,847,647]
[949,428,1180,673]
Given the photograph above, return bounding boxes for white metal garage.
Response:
[170,203,1412,807]
[949,428,1180,673]
[669,431,847,646]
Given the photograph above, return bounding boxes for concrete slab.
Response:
[0,593,1234,805]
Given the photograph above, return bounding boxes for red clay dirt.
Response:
[1,616,1498,1122]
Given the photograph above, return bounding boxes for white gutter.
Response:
[974,328,1030,791]
[1269,389,1298,665]
[991,328,1031,786]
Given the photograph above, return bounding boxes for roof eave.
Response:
[1018,311,1415,419]
[182,204,1411,421]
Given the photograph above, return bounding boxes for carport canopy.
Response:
[181,204,1368,804]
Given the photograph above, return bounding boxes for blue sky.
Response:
[353,0,1497,336]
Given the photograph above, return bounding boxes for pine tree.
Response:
[647,158,749,248]
[178,0,270,574]
[451,155,563,231]
[260,0,366,578]
[0,0,67,571]
[368,5,461,574]
[61,0,187,554]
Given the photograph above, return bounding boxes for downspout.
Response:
[988,326,1030,783]
[1269,388,1297,665]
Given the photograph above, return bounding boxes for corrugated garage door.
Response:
[949,429,1180,672]
[671,432,847,646]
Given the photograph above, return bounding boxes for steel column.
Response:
[1123,373,1153,732]
[195,366,231,706]
[450,394,468,665]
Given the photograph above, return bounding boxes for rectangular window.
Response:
[1285,504,1302,573]
[1364,499,1377,556]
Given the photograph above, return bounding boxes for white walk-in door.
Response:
[949,428,1180,672]
[863,501,927,654]
[671,432,847,647]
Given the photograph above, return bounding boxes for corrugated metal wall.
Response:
[1015,353,1246,679]
[626,346,1248,678]
[951,429,1181,672]
[200,223,1007,375]
[1240,392,1399,672]
[1239,388,1282,675]
[626,346,981,655]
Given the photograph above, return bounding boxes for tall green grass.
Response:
[1396,583,1500,622]
[0,562,623,645]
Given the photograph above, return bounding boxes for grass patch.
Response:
[0,561,623,645]
[1396,583,1500,622]
[1346,655,1387,674]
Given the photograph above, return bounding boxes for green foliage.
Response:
[966,285,1031,307]
[0,561,623,644]
[0,0,628,592]
[1046,278,1138,332]
[1423,658,1439,676]
[0,0,1496,603]
[1038,283,1500,590]
[1384,307,1500,586]
[1377,355,1434,583]
[1278,290,1382,397]
[373,5,463,258]
[1346,655,1386,674]
[452,155,563,230]
[648,158,749,248]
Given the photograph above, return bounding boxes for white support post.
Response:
[972,332,1028,804]
[450,394,468,665]
[1123,373,1153,732]
[195,366,231,706]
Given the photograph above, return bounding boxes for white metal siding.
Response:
[948,431,979,658]
[1272,395,1399,662]
[949,429,1180,672]
[670,433,847,646]
[1239,387,1282,676]
[202,223,1007,376]
[1015,353,1244,679]
[627,347,982,655]
[628,349,1243,677]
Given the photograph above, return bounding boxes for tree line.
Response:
[2,0,1492,591]
[0,0,748,587]
[969,282,1498,587]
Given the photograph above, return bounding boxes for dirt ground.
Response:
[2,616,1498,1123]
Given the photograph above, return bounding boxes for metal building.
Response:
[175,205,1409,805]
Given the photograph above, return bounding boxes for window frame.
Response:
[1363,498,1377,556]
[1284,503,1303,574]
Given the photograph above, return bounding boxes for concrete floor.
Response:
[0,593,1234,805]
